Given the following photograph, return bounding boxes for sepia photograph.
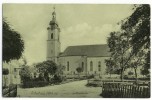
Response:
[2,4,150,98]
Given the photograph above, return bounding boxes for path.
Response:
[17,80,102,98]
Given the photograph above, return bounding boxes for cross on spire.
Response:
[52,5,56,20]
[53,5,55,11]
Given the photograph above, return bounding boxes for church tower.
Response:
[47,7,60,64]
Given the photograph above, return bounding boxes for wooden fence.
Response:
[87,79,137,87]
[3,85,17,97]
[101,82,150,98]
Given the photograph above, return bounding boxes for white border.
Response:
[0,0,152,100]
[1,0,152,4]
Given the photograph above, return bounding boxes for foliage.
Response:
[3,19,24,63]
[128,71,133,75]
[35,60,58,81]
[52,74,63,84]
[3,68,9,75]
[21,81,49,88]
[121,4,150,74]
[105,4,150,81]
[76,67,83,73]
[106,31,130,80]
[105,58,115,75]
[56,64,65,75]
[141,64,150,77]
[19,65,32,83]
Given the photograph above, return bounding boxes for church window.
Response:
[90,61,93,71]
[67,61,69,71]
[98,61,101,71]
[82,62,84,72]
[51,33,53,39]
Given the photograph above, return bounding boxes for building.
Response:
[47,7,110,77]
[3,60,21,86]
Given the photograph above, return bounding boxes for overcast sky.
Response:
[3,4,134,65]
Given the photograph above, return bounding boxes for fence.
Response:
[101,82,150,98]
[87,79,136,87]
[3,85,17,97]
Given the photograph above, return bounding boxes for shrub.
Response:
[3,68,9,75]
[87,74,94,79]
[52,75,63,84]
[21,81,49,88]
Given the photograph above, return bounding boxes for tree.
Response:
[19,57,32,83]
[106,4,150,81]
[128,71,133,75]
[105,58,115,77]
[76,67,83,78]
[129,50,145,81]
[3,19,24,63]
[35,60,57,82]
[106,31,130,81]
[19,65,32,83]
[3,68,9,75]
[121,4,150,74]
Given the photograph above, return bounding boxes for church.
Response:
[46,8,110,76]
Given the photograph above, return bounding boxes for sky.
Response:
[3,4,134,65]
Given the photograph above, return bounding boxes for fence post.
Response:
[8,86,10,97]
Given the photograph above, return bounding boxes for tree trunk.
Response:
[134,67,138,82]
[120,68,124,81]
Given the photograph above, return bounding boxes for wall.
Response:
[59,56,87,75]
[87,57,109,76]
[2,60,21,86]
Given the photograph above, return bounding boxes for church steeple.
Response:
[52,6,56,20]
[47,6,61,63]
[49,6,60,31]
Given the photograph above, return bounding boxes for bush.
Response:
[52,75,63,84]
[22,81,49,88]
[3,68,9,75]
[87,74,94,79]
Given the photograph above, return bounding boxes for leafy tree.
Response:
[106,4,150,81]
[105,58,115,77]
[106,32,130,81]
[76,67,83,78]
[128,71,133,75]
[3,19,24,63]
[35,60,57,81]
[130,50,145,81]
[19,65,31,83]
[19,57,32,83]
[3,68,9,75]
[56,64,65,75]
[121,4,150,74]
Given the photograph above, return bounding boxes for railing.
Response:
[101,82,150,98]
[3,85,17,97]
[87,79,150,87]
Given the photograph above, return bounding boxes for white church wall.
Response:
[59,56,87,75]
[87,57,109,76]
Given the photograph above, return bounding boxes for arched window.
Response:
[67,61,69,71]
[82,62,84,72]
[90,61,93,71]
[98,61,101,71]
[51,33,53,39]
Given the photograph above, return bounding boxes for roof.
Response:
[60,44,110,57]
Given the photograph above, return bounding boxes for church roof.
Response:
[60,44,110,57]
